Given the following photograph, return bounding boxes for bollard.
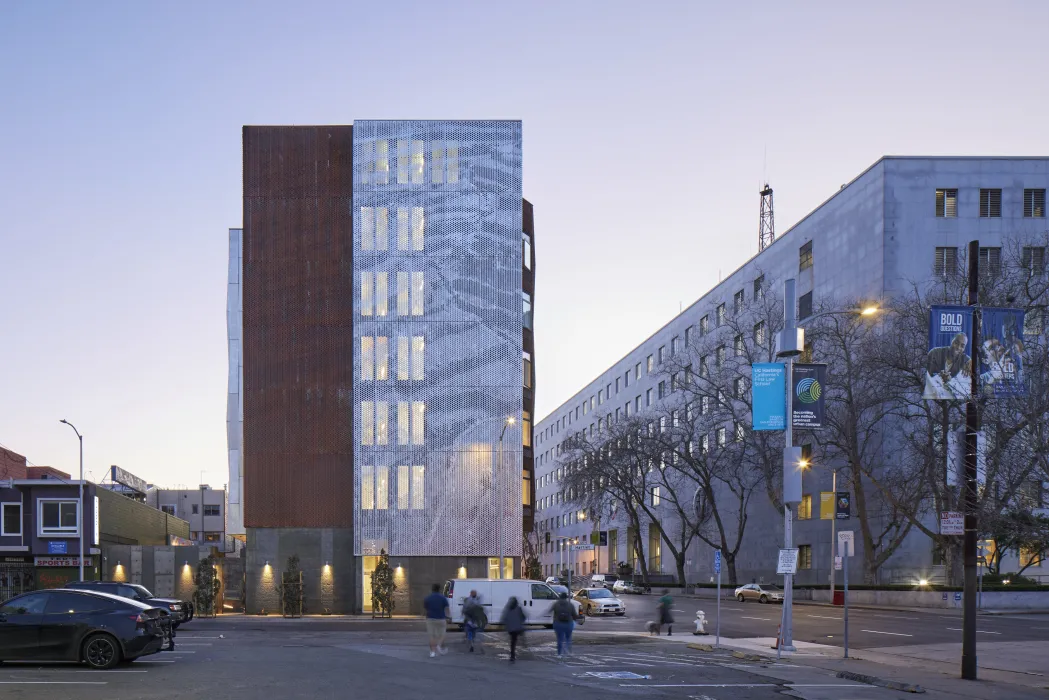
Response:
[693,610,708,635]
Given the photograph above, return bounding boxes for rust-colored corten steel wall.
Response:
[242,126,355,528]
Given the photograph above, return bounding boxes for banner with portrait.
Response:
[978,307,1027,398]
[925,306,974,400]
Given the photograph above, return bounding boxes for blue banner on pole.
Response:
[792,364,827,429]
[925,306,974,400]
[979,307,1027,398]
[751,363,786,430]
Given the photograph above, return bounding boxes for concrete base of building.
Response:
[246,528,354,615]
[359,556,519,616]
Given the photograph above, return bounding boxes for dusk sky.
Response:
[2,1,1046,488]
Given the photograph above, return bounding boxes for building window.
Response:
[715,345,726,369]
[670,372,679,392]
[615,377,620,394]
[412,272,425,316]
[753,320,767,346]
[798,495,812,520]
[754,275,765,300]
[979,247,1002,276]
[396,337,409,381]
[361,401,374,445]
[716,427,727,448]
[798,292,813,320]
[684,327,693,346]
[700,434,709,454]
[735,422,744,442]
[798,544,812,569]
[699,355,709,378]
[700,315,710,335]
[979,188,1002,218]
[523,410,532,448]
[412,402,425,445]
[361,465,375,510]
[635,396,641,413]
[160,504,175,517]
[203,505,221,517]
[934,247,958,278]
[360,207,390,251]
[411,465,425,509]
[646,389,653,407]
[361,337,375,380]
[1020,546,1042,569]
[651,486,661,507]
[411,336,425,381]
[671,336,680,356]
[935,188,958,218]
[38,499,79,537]
[658,381,666,399]
[191,504,199,515]
[799,241,813,271]
[524,351,533,389]
[658,345,666,365]
[1025,188,1046,218]
[361,272,374,316]
[734,333,745,356]
[1022,247,1046,275]
[360,140,390,185]
[1,502,22,536]
[734,377,745,399]
[204,533,221,543]
[396,207,425,251]
[523,292,533,329]
[734,289,745,314]
[523,232,532,269]
[716,304,726,326]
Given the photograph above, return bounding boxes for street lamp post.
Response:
[496,416,515,579]
[59,419,84,582]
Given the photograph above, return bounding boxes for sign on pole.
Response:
[791,364,827,429]
[979,307,1028,397]
[940,511,965,536]
[777,548,799,575]
[837,530,855,558]
[714,549,722,574]
[751,363,786,430]
[925,306,974,400]
[572,543,595,551]
[835,492,851,520]
[834,555,843,571]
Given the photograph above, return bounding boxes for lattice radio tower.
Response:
[759,183,775,250]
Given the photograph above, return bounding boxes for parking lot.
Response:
[0,618,967,700]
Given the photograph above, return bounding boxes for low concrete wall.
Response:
[810,588,1049,609]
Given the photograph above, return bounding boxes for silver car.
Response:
[574,587,626,616]
[734,583,784,604]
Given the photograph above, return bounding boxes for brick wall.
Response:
[26,466,71,480]
[0,447,27,480]
[97,487,190,545]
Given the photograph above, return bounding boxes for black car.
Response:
[66,582,191,625]
[0,589,167,669]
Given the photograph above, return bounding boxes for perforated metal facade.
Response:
[352,120,524,557]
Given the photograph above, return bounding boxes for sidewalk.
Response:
[673,591,1049,616]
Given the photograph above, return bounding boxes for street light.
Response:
[496,415,515,579]
[59,419,84,582]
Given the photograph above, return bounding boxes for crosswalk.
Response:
[478,636,730,669]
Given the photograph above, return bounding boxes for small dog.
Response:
[645,620,660,635]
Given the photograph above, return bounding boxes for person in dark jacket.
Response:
[658,589,675,636]
[551,592,579,658]
[500,596,527,663]
[462,590,485,653]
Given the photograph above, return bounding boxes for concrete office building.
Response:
[148,487,227,545]
[230,120,535,613]
[533,157,1049,587]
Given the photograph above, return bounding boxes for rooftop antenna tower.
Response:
[759,183,775,251]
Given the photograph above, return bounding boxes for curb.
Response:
[836,670,925,694]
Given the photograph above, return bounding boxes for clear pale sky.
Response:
[1,1,1046,488]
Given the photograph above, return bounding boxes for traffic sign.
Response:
[777,548,799,575]
[714,550,722,574]
[940,512,964,536]
[834,555,843,571]
[837,530,855,558]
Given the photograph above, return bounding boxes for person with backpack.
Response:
[551,592,579,659]
[462,590,485,653]
[658,589,675,636]
[500,596,527,663]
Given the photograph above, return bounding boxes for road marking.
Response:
[615,653,698,667]
[946,628,1001,635]
[173,642,212,646]
[860,629,913,637]
[134,660,177,663]
[741,616,771,621]
[806,614,843,620]
[0,681,108,685]
[618,683,870,688]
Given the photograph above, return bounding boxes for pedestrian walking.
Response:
[500,596,527,663]
[423,583,450,658]
[658,589,674,636]
[462,589,485,653]
[551,592,580,659]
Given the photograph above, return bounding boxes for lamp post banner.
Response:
[791,364,826,429]
[978,307,1027,398]
[751,363,786,430]
[924,305,974,400]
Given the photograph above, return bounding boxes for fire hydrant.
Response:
[693,610,708,635]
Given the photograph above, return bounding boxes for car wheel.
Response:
[82,633,122,670]
[586,604,594,617]
[737,593,745,603]
[759,595,768,604]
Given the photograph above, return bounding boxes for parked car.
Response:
[545,576,565,587]
[548,584,570,598]
[589,573,619,590]
[66,581,191,626]
[573,587,626,616]
[612,579,645,595]
[444,579,582,629]
[734,583,784,604]
[0,589,167,669]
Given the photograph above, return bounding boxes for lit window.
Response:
[397,208,410,251]
[397,272,409,316]
[360,141,374,184]
[361,337,374,380]
[374,337,388,381]
[375,272,388,316]
[798,544,812,569]
[431,143,445,183]
[397,466,410,510]
[651,487,661,507]
[412,272,425,316]
[1025,189,1046,218]
[361,272,374,316]
[524,351,533,389]
[412,465,425,509]
[397,140,409,184]
[936,188,958,218]
[397,402,409,445]
[375,140,389,184]
[376,466,389,510]
[447,145,459,183]
[376,207,388,250]
[799,495,812,520]
[411,140,424,184]
[412,336,425,381]
[361,207,375,250]
[412,402,425,445]
[361,465,375,510]
[361,401,374,445]
[376,401,389,445]
[398,337,409,380]
[1020,547,1042,568]
[412,207,425,251]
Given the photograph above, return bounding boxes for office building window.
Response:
[524,292,533,329]
[397,272,409,316]
[735,422,744,442]
[361,465,375,510]
[361,337,374,380]
[524,351,533,389]
[700,434,709,454]
[684,326,693,346]
[646,389,653,406]
[672,336,680,356]
[398,401,409,445]
[658,345,665,364]
[753,320,767,346]
[1020,547,1042,569]
[797,544,812,569]
[734,333,745,356]
[1,502,22,536]
[647,355,654,373]
[979,247,1002,276]
[715,345,726,369]
[935,188,958,218]
[397,208,410,250]
[934,247,958,278]
[375,466,389,510]
[523,232,532,269]
[716,427,727,448]
[734,289,745,314]
[159,504,175,517]
[799,495,812,520]
[754,275,765,300]
[361,206,390,251]
[204,505,221,517]
[651,486,661,507]
[979,188,1002,217]
[412,402,425,445]
[375,272,388,316]
[671,372,679,392]
[716,303,726,326]
[1023,247,1046,275]
[615,377,620,393]
[798,292,813,320]
[397,466,410,510]
[397,337,409,380]
[800,240,813,271]
[360,140,390,185]
[411,336,425,381]
[361,272,374,316]
[658,381,666,399]
[635,396,641,413]
[734,376,745,399]
[412,272,425,316]
[412,207,425,251]
[523,410,532,448]
[625,371,631,387]
[1025,188,1046,218]
[635,362,641,380]
[375,337,388,381]
[192,504,199,515]
[700,315,710,335]
[699,355,709,378]
[376,401,389,445]
[361,401,374,445]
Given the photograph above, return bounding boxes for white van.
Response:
[442,579,583,629]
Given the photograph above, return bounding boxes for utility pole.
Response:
[962,240,980,680]
[830,468,837,602]
[776,279,803,652]
[60,420,84,582]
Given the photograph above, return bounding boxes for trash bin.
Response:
[833,590,845,606]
